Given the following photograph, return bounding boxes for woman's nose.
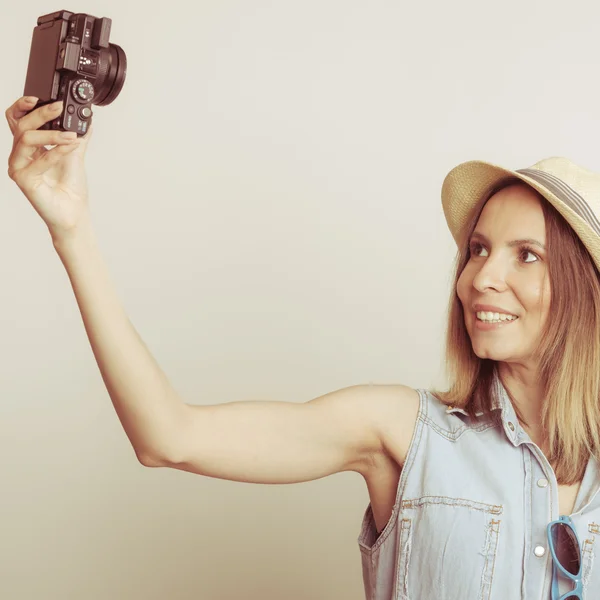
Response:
[472,257,508,292]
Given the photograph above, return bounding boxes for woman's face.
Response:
[456,183,551,367]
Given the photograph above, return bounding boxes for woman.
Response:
[5,95,599,599]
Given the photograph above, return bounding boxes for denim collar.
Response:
[444,371,521,445]
[445,373,600,512]
[490,372,523,446]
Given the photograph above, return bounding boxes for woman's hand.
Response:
[6,96,94,243]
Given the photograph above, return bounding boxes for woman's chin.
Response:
[471,343,514,362]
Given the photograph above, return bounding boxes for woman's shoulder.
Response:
[363,383,455,425]
[354,383,420,466]
[366,383,454,417]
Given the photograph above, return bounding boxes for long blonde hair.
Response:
[434,179,600,485]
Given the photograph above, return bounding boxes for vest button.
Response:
[534,545,546,557]
[537,478,549,488]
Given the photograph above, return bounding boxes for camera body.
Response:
[23,10,127,136]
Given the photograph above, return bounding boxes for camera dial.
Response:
[72,79,95,103]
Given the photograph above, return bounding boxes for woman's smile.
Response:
[474,314,520,331]
[472,304,519,331]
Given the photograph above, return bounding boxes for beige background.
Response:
[1,1,598,598]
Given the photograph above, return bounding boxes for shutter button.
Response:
[78,106,92,119]
[534,546,546,557]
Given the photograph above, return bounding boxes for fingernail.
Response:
[24,96,38,104]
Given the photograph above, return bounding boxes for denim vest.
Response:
[357,376,600,599]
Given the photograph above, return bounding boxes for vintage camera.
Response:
[23,10,127,136]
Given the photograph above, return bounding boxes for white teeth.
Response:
[476,311,518,323]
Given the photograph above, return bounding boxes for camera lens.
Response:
[94,43,127,106]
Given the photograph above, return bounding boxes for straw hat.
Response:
[441,157,600,272]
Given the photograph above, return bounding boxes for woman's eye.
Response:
[470,243,488,257]
[521,249,538,263]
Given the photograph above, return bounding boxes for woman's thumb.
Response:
[72,123,94,157]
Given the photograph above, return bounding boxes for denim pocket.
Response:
[396,495,503,600]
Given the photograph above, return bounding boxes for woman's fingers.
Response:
[9,129,80,174]
[7,97,63,136]
[10,143,81,189]
[6,96,93,147]
[19,129,78,147]
[26,142,82,178]
[14,101,65,138]
[5,96,38,134]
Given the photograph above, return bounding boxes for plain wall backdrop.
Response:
[1,1,598,598]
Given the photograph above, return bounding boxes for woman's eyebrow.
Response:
[470,231,546,250]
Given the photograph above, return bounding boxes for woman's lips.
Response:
[474,315,519,331]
